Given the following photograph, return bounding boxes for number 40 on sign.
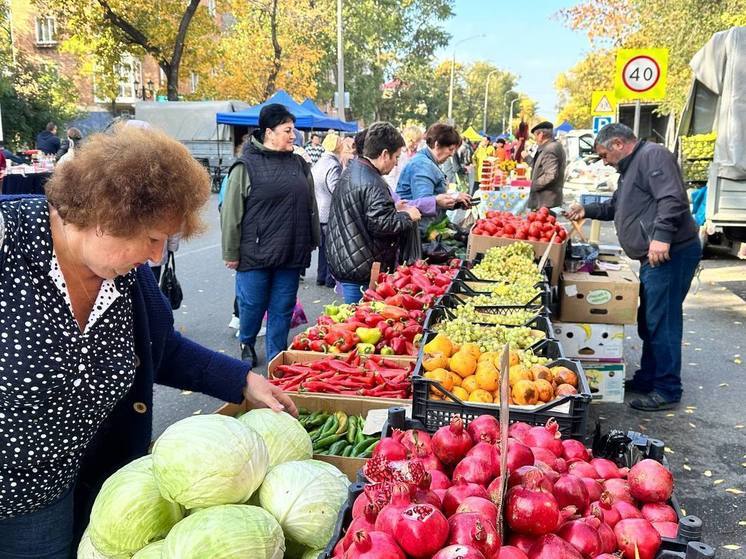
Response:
[614,48,668,101]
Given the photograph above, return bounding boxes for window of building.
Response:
[190,72,199,94]
[35,16,56,46]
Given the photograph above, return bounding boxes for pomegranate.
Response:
[432,417,474,465]
[628,459,673,503]
[553,475,590,512]
[603,478,634,504]
[526,533,583,559]
[507,466,554,492]
[506,439,535,471]
[641,502,677,523]
[344,530,405,559]
[467,442,501,476]
[443,482,490,517]
[554,457,569,473]
[416,450,446,472]
[505,470,560,536]
[342,507,377,550]
[398,429,433,457]
[580,477,603,503]
[433,545,486,559]
[453,456,495,486]
[591,493,621,527]
[413,487,441,508]
[522,419,563,457]
[530,447,559,468]
[353,483,392,518]
[497,546,529,559]
[394,503,449,558]
[557,518,602,558]
[652,521,679,538]
[561,439,590,462]
[596,520,617,553]
[508,421,531,442]
[467,415,500,443]
[373,437,408,461]
[333,537,345,558]
[590,458,627,480]
[568,460,600,479]
[506,534,537,555]
[594,555,620,559]
[430,469,453,490]
[447,512,501,559]
[613,501,643,520]
[456,496,499,526]
[614,518,662,559]
[532,461,560,485]
[375,483,412,537]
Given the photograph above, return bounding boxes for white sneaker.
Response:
[228,315,240,329]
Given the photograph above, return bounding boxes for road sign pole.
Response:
[633,99,641,137]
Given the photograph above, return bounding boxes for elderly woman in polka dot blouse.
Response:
[0,125,297,557]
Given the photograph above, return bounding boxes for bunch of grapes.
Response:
[471,242,542,285]
[433,317,540,352]
[452,303,536,326]
[463,281,541,305]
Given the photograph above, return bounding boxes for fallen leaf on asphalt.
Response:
[735,425,745,429]
[723,544,742,551]
[666,413,676,417]
[704,470,712,477]
[192,409,202,415]
[738,520,746,526]
[689,423,696,428]
[685,409,694,414]
[714,479,725,485]
[735,358,743,365]
[683,342,691,346]
[687,363,698,366]
[312,299,321,304]
[664,447,674,454]
[725,488,745,495]
[181,390,193,395]
[694,347,702,351]
[742,462,746,468]
[638,424,647,432]
[683,464,692,471]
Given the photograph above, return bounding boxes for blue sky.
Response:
[434,0,593,122]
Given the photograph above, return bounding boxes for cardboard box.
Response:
[553,322,625,360]
[467,229,567,285]
[581,361,625,403]
[215,393,409,482]
[559,269,639,324]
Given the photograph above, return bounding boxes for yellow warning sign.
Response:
[614,48,668,101]
[591,90,616,116]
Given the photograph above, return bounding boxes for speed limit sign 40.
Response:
[615,48,668,101]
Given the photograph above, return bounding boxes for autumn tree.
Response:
[198,0,333,103]
[555,49,615,128]
[36,0,218,101]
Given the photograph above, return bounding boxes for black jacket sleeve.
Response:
[584,188,618,221]
[646,150,691,244]
[363,183,412,237]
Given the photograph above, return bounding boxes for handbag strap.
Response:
[166,250,176,271]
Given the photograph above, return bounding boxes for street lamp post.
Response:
[447,34,486,124]
[336,0,345,121]
[133,79,154,100]
[501,91,512,134]
[508,97,521,136]
[482,70,499,135]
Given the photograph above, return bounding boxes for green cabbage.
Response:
[132,540,164,558]
[162,505,284,559]
[238,409,313,467]
[152,414,268,508]
[306,459,351,487]
[302,551,324,559]
[259,460,348,549]
[76,529,115,559]
[88,456,184,557]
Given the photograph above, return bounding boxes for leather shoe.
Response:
[240,343,258,366]
[624,378,653,394]
[629,391,679,412]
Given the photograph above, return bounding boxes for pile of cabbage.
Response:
[78,409,349,559]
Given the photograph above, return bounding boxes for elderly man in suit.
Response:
[528,121,566,209]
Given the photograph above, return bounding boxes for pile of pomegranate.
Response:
[333,416,676,559]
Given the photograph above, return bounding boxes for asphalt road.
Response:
[156,193,746,553]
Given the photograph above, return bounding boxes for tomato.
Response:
[547,215,556,224]
[486,211,498,219]
[527,212,538,222]
[503,223,516,235]
[528,222,542,237]
[516,230,528,240]
[528,235,540,241]
[538,207,550,216]
[483,221,497,235]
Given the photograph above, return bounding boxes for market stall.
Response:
[1,155,54,195]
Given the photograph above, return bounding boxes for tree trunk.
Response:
[263,0,282,99]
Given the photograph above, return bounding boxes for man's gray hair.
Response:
[595,123,636,147]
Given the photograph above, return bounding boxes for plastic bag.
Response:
[159,251,183,310]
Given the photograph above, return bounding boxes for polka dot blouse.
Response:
[0,199,136,517]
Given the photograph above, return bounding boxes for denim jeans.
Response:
[340,281,366,304]
[0,487,74,558]
[236,267,302,365]
[316,225,335,287]
[635,239,701,401]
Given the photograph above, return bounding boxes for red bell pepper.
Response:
[380,305,408,321]
[376,282,396,298]
[309,340,328,353]
[363,288,383,301]
[399,294,422,311]
[401,324,421,342]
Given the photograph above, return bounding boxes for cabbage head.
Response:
[302,550,324,559]
[259,460,348,549]
[77,529,115,559]
[132,540,164,558]
[89,456,184,557]
[162,505,284,559]
[306,459,350,488]
[238,409,312,467]
[152,414,268,508]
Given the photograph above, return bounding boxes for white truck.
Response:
[677,26,746,255]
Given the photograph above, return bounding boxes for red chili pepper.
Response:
[364,314,384,327]
[401,324,421,342]
[326,360,364,374]
[404,340,417,356]
[276,364,315,376]
[393,275,411,290]
[376,282,396,298]
[398,294,421,311]
[301,381,342,393]
[379,305,409,321]
[363,288,383,301]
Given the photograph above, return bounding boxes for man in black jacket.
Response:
[326,122,421,303]
[567,123,701,411]
[36,122,61,155]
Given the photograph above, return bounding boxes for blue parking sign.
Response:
[593,116,614,134]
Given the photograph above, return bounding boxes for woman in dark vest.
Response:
[221,104,320,367]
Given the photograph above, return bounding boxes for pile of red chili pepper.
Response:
[270,353,413,399]
[362,260,460,304]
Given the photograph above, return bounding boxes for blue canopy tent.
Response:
[556,120,574,134]
[301,98,326,116]
[301,98,358,133]
[216,90,357,132]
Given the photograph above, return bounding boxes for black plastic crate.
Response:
[412,356,590,441]
[436,292,547,316]
[446,276,552,308]
[322,411,715,559]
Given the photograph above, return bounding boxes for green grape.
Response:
[433,318,539,351]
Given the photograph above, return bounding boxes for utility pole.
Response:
[447,34,485,125]
[336,0,345,121]
[483,70,499,135]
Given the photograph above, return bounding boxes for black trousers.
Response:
[316,224,335,287]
